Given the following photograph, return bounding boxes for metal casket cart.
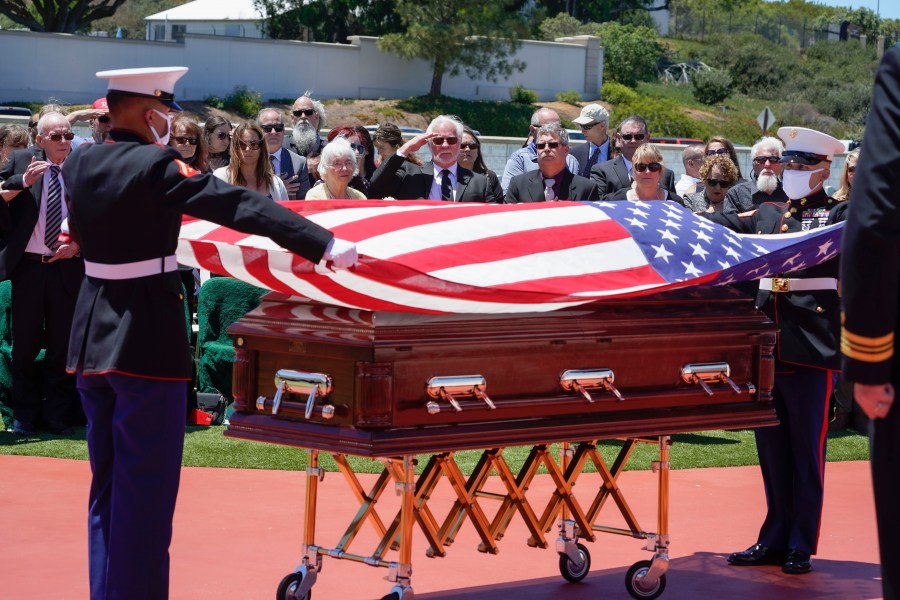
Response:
[224,287,777,599]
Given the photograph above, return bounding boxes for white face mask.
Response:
[782,168,824,200]
[148,109,172,146]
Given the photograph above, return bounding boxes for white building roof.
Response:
[145,0,265,22]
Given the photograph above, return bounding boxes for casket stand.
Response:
[224,286,777,600]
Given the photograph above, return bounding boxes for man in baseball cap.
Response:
[571,103,611,177]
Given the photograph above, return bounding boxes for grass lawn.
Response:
[0,425,869,475]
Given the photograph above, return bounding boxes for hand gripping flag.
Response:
[177,200,843,314]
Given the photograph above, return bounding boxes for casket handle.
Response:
[425,375,494,414]
[681,362,742,396]
[272,369,334,418]
[560,368,625,403]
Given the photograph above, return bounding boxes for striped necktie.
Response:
[44,165,62,251]
[440,169,453,201]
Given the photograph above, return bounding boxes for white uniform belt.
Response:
[759,277,838,293]
[84,255,178,280]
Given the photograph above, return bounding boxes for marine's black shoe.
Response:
[782,549,812,574]
[727,543,787,566]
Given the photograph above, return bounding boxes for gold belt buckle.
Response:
[772,277,790,292]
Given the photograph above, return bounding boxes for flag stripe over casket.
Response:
[177,200,843,314]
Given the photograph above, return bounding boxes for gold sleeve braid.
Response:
[841,327,894,363]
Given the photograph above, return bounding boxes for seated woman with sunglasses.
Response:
[169,115,209,173]
[213,121,288,200]
[604,144,683,202]
[305,137,368,200]
[204,116,232,171]
[832,148,859,201]
[682,154,739,213]
[457,126,503,201]
[325,126,372,197]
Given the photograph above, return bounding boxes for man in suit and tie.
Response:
[0,112,84,436]
[500,107,581,193]
[590,115,676,197]
[258,107,311,199]
[369,115,501,203]
[505,124,599,203]
[570,104,612,178]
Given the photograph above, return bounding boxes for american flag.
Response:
[177,200,843,314]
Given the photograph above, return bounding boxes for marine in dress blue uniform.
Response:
[840,45,900,600]
[704,126,846,575]
[63,66,357,600]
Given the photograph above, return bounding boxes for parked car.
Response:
[0,106,32,125]
[651,137,704,145]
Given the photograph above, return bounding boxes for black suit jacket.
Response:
[504,169,600,203]
[590,156,676,198]
[570,139,610,178]
[369,154,501,203]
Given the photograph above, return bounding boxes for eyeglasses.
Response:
[330,161,355,171]
[536,141,561,150]
[45,132,75,142]
[214,131,232,141]
[292,108,316,118]
[173,136,198,146]
[847,166,856,173]
[431,136,459,146]
[580,122,600,130]
[706,178,733,188]
[459,142,479,150]
[706,148,729,156]
[97,115,111,124]
[261,123,284,133]
[620,133,646,142]
[349,142,366,155]
[752,155,780,165]
[238,139,263,151]
[28,121,37,129]
[634,162,662,173]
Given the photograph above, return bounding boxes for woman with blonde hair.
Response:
[604,144,683,202]
[213,121,287,200]
[833,149,859,201]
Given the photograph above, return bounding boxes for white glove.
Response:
[323,238,358,270]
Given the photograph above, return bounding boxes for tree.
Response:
[255,0,402,44]
[0,0,128,33]
[595,22,665,87]
[378,0,527,97]
[92,0,186,39]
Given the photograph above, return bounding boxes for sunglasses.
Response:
[847,166,856,173]
[28,121,37,128]
[620,133,646,142]
[173,136,198,146]
[292,108,316,118]
[214,131,232,141]
[706,148,729,156]
[45,132,75,142]
[536,141,561,150]
[752,155,780,165]
[349,142,366,155]
[459,142,479,150]
[634,162,662,173]
[706,178,733,188]
[238,139,263,151]
[97,115,111,124]
[261,123,284,133]
[580,122,600,130]
[431,136,459,146]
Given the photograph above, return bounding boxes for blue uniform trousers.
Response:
[78,372,186,600]
[755,363,831,555]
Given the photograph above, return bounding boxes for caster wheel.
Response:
[558,542,591,583]
[625,560,666,600]
[276,572,311,600]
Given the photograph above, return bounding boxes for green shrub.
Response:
[509,84,539,105]
[594,22,665,88]
[396,95,535,136]
[555,89,582,105]
[701,33,794,98]
[224,86,263,118]
[610,94,708,139]
[601,81,639,104]
[691,68,732,105]
[204,95,225,110]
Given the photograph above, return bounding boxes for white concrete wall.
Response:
[0,30,602,104]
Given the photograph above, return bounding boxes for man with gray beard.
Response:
[723,136,787,213]
[290,94,327,186]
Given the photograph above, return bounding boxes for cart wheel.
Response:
[276,572,311,600]
[379,593,400,600]
[558,542,591,583]
[625,560,666,600]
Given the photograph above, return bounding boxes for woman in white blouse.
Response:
[213,121,287,200]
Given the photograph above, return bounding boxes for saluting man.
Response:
[63,66,357,600]
[704,126,846,576]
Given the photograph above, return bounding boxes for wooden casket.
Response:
[225,287,778,456]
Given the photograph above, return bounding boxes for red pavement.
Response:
[0,455,882,600]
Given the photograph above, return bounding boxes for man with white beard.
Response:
[723,136,787,213]
[290,94,326,186]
